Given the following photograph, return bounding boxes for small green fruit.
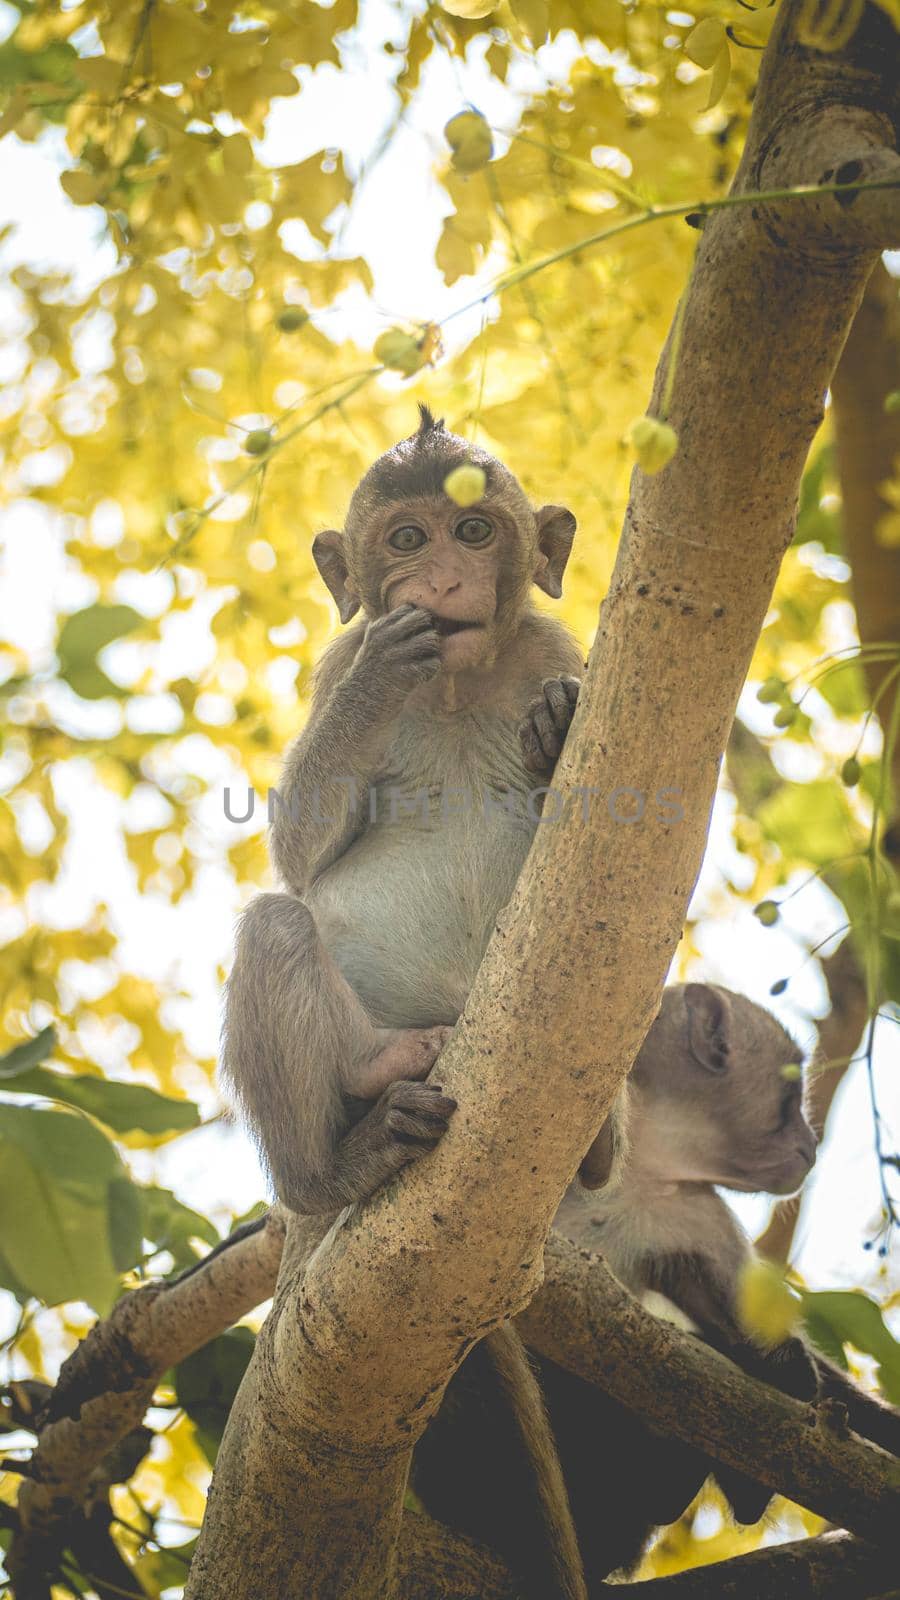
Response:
[756,676,783,704]
[754,900,779,926]
[277,307,308,332]
[629,415,678,475]
[444,464,486,507]
[245,429,273,456]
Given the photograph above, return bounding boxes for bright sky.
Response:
[0,0,898,1336]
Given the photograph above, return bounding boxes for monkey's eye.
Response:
[455,517,493,545]
[387,525,427,552]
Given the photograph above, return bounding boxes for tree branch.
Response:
[10,1209,287,1582]
[519,1236,900,1547]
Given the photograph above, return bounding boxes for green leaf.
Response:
[4,1063,200,1137]
[818,663,868,718]
[173,1327,256,1463]
[793,445,842,555]
[0,1027,56,1078]
[135,1538,198,1592]
[801,1289,900,1404]
[56,603,142,701]
[0,1104,125,1312]
[141,1184,218,1269]
[109,1175,145,1272]
[757,779,862,867]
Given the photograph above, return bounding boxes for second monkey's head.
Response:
[312,406,576,670]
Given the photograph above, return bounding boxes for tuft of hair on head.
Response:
[416,403,446,438]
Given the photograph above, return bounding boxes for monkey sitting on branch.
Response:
[221,407,591,1600]
[413,982,900,1587]
[221,404,584,1215]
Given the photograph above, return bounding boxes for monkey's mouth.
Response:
[432,617,483,638]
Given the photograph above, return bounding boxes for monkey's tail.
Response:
[483,1324,588,1600]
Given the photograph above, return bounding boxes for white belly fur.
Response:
[307,708,539,1026]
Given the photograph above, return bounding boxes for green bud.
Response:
[755,900,779,926]
[841,756,861,787]
[756,676,783,704]
[245,429,273,456]
[277,308,308,332]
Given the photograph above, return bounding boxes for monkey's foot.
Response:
[345,1025,453,1099]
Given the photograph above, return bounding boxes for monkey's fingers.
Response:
[541,677,575,733]
[382,604,439,639]
[559,674,581,708]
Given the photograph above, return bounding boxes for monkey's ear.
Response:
[533,506,576,599]
[312,529,360,624]
[684,983,732,1073]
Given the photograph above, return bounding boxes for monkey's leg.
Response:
[222,892,456,1214]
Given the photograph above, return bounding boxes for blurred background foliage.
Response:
[0,0,899,1590]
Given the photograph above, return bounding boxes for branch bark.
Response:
[519,1236,900,1546]
[10,1209,287,1585]
[180,8,900,1596]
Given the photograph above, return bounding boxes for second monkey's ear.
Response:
[534,505,576,599]
[312,529,361,624]
[684,983,732,1073]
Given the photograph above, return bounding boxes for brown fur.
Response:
[220,414,588,1600]
[416,985,900,1585]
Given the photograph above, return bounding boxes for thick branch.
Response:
[518,1236,900,1547]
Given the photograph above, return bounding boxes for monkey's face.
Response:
[632,993,818,1197]
[312,416,576,655]
[362,494,524,671]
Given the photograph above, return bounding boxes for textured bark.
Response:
[15,1215,900,1579]
[10,1208,287,1583]
[183,8,900,1597]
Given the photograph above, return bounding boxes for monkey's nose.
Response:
[428,574,462,598]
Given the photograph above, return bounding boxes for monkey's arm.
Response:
[271,606,440,890]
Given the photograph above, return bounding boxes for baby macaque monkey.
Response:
[221,406,583,1215]
[550,982,900,1580]
[414,984,900,1586]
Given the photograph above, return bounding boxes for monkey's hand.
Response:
[349,603,442,710]
[519,676,580,775]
